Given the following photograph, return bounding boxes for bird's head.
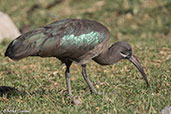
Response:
[116,41,132,59]
[116,41,150,87]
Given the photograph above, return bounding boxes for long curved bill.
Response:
[129,55,150,87]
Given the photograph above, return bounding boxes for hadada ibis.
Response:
[5,19,149,96]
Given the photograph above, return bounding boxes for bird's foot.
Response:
[67,95,74,99]
[97,92,103,95]
[94,92,103,95]
[90,91,103,95]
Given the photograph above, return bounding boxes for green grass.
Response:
[0,0,171,113]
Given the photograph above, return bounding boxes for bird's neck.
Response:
[93,44,122,65]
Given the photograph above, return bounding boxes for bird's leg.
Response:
[81,64,100,94]
[65,61,72,96]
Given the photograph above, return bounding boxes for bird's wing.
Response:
[42,19,108,59]
[5,19,109,60]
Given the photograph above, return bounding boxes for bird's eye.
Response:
[128,48,132,52]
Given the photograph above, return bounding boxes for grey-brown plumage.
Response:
[5,19,149,96]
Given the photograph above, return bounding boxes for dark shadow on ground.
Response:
[0,86,24,97]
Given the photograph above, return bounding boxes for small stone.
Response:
[71,96,82,105]
[72,99,82,105]
[161,106,171,114]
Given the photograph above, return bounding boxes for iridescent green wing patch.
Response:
[61,31,105,47]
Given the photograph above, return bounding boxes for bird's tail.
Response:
[5,28,46,60]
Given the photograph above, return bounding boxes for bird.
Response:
[5,18,150,96]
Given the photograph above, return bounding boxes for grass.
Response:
[0,0,171,113]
